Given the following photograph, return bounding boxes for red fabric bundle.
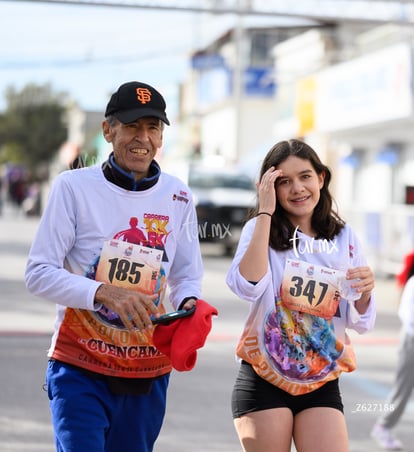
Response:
[396,250,414,287]
[152,299,218,371]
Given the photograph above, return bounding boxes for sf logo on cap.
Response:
[136,88,152,104]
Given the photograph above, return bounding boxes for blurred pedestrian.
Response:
[25,81,204,452]
[0,172,3,215]
[371,250,414,450]
[22,181,41,216]
[226,139,376,452]
[7,165,27,208]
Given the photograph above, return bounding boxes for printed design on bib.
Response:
[52,214,174,377]
[94,240,165,329]
[281,259,343,319]
[264,298,343,381]
[85,214,171,329]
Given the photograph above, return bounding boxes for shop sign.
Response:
[315,43,413,132]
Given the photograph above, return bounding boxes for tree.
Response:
[0,83,68,178]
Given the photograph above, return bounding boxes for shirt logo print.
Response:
[136,88,152,104]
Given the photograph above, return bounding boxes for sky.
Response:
[0,1,316,118]
[1,1,412,117]
[0,1,242,115]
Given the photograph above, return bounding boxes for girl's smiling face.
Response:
[275,155,325,235]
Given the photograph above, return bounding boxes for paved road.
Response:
[0,212,413,451]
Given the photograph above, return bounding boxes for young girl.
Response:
[226,139,376,452]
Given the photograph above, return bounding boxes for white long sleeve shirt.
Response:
[226,218,376,395]
[25,164,203,378]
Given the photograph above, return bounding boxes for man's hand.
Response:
[180,297,197,311]
[94,284,159,331]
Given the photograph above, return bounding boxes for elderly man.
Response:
[25,81,203,452]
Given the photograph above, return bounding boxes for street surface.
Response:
[0,209,413,452]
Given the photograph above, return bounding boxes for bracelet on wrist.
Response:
[257,212,272,217]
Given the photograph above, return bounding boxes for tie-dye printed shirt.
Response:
[226,218,376,395]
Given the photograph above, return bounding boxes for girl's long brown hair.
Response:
[248,139,345,251]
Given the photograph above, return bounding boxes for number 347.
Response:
[289,276,329,306]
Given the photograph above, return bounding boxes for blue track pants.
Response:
[46,360,170,452]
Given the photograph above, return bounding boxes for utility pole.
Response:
[233,0,245,163]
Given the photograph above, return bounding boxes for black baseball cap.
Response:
[105,81,170,125]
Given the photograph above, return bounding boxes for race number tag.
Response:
[96,240,163,294]
[281,259,343,319]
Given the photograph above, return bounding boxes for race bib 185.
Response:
[95,240,163,294]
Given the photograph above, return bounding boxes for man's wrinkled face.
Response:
[103,116,163,181]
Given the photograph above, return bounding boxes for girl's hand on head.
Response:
[256,167,283,215]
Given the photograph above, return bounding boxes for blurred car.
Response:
[187,165,257,255]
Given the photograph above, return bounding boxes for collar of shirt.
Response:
[102,152,161,191]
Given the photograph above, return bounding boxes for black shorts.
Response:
[231,361,344,418]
